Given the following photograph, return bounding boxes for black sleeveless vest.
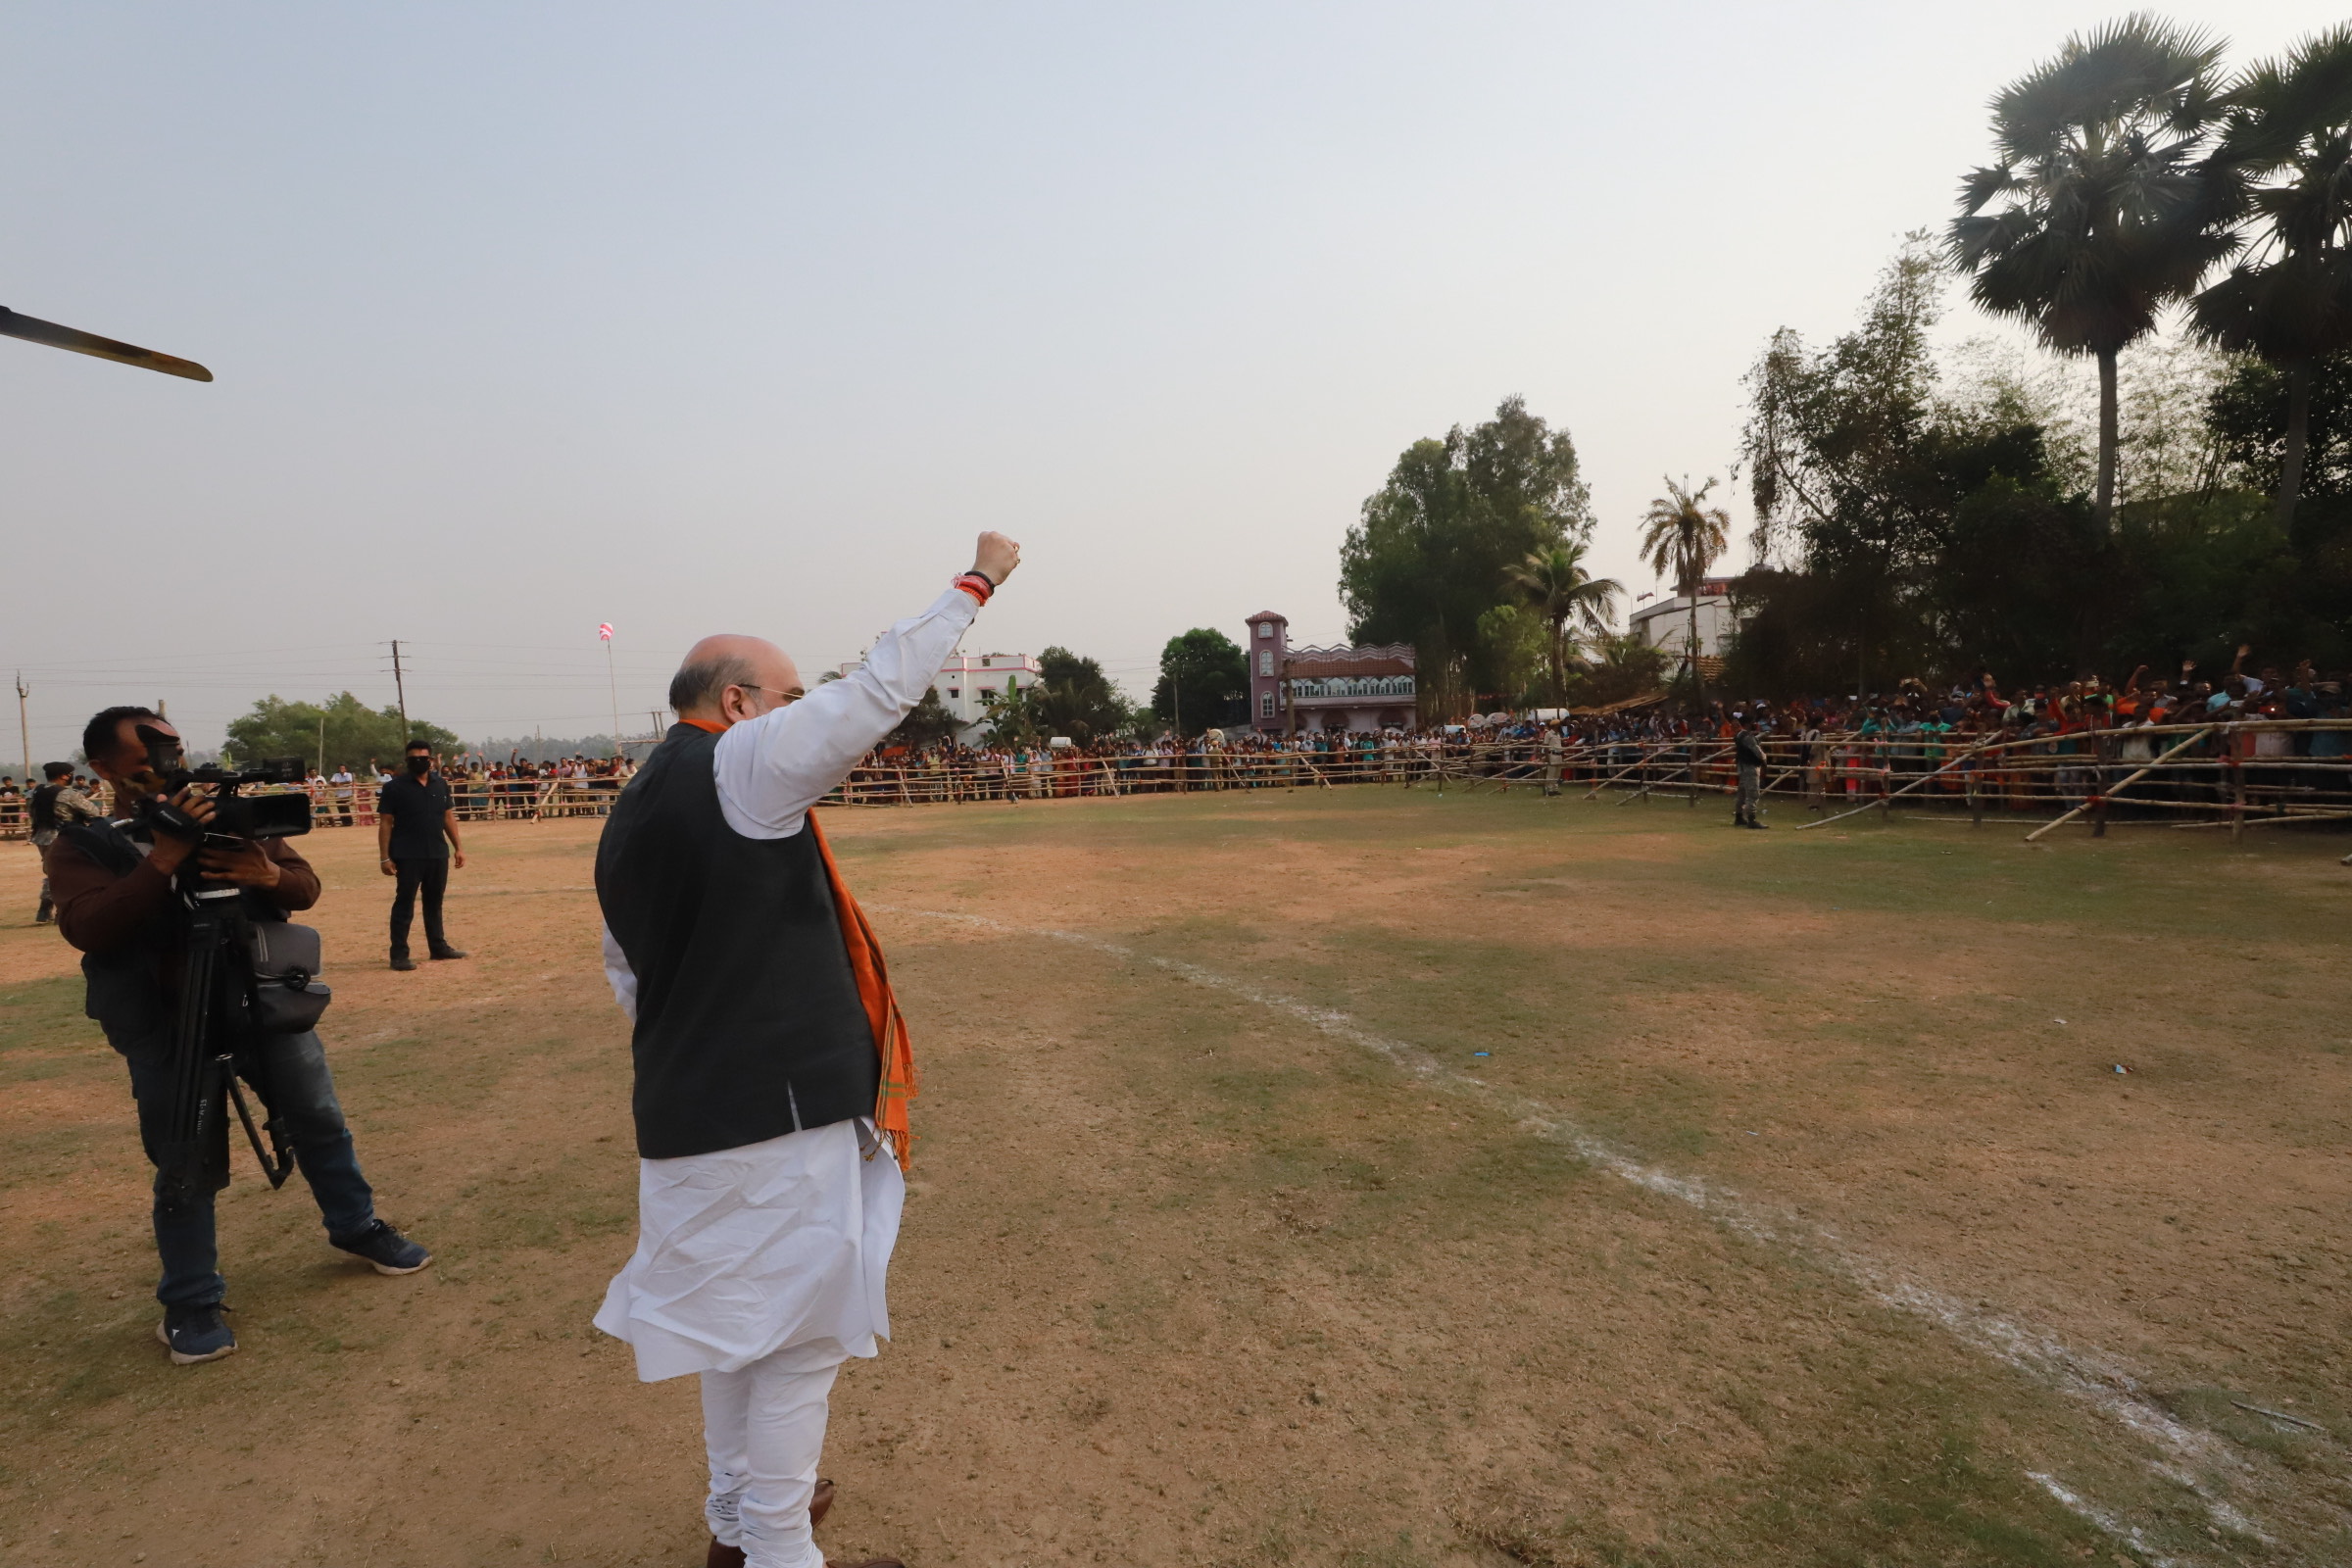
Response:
[594,724,879,1159]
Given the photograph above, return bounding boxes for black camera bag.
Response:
[247,920,332,1035]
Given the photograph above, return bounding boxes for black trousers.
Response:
[390,856,451,956]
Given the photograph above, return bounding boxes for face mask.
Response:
[407,756,431,776]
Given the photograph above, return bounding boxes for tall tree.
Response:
[1744,239,1944,568]
[2207,351,2352,503]
[886,688,962,749]
[2192,24,2352,526]
[1947,15,2236,530]
[1032,646,1130,743]
[1740,240,2103,688]
[1151,629,1249,735]
[1639,477,1732,711]
[224,692,456,771]
[1507,540,1621,708]
[1339,396,1593,717]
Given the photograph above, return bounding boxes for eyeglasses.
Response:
[729,684,803,706]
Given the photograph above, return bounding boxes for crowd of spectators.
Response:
[321,754,636,822]
[833,648,2351,813]
[9,652,2345,836]
[0,753,638,838]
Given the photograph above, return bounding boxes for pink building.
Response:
[1244,612,1416,733]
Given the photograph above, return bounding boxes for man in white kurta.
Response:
[596,532,1019,1568]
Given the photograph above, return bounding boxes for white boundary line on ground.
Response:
[880,903,2295,1563]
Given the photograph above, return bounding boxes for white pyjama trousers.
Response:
[699,1353,841,1568]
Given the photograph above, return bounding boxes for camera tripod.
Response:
[155,879,296,1206]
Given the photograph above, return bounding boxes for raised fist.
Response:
[973,531,1021,586]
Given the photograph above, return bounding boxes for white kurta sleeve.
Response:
[712,586,981,840]
[602,921,639,1021]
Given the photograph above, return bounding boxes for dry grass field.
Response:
[1,787,2347,1567]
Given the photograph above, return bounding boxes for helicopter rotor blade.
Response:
[0,306,213,382]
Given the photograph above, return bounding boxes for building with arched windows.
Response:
[1244,612,1416,733]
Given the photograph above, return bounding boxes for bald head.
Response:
[669,634,803,727]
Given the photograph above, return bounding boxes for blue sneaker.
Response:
[157,1304,236,1364]
[332,1218,433,1276]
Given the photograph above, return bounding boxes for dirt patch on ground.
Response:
[0,792,2345,1566]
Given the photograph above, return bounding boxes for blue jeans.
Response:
[118,1029,378,1308]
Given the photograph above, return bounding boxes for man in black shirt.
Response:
[376,739,467,971]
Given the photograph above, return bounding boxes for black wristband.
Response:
[965,566,997,589]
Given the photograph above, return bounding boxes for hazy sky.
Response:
[0,1,2322,761]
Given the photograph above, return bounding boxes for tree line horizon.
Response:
[1345,15,2352,715]
[212,15,2352,756]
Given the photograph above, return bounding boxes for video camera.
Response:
[136,723,314,842]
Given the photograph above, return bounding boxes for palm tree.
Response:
[2192,24,2352,526]
[1638,476,1732,711]
[1507,540,1622,709]
[1947,15,2237,529]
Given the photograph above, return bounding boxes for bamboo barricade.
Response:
[1616,744,1732,806]
[6,723,2351,843]
[2020,726,2216,842]
[1796,733,2008,831]
[0,767,640,842]
[803,720,2352,840]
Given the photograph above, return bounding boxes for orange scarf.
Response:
[682,716,918,1169]
[808,812,918,1170]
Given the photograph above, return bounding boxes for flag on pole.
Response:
[598,623,614,642]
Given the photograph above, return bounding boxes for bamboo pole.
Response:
[2172,806,2352,829]
[1582,751,1660,800]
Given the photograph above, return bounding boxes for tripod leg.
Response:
[226,1073,295,1189]
[159,910,224,1204]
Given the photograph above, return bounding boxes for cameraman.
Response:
[30,760,103,923]
[44,706,432,1365]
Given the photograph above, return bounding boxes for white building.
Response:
[1627,577,1746,664]
[835,647,1047,741]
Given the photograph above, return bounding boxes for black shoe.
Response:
[157,1303,236,1364]
[427,946,468,960]
[390,954,417,971]
[333,1218,433,1275]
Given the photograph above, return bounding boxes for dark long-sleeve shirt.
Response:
[45,830,319,956]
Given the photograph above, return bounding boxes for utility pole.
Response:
[1283,657,1297,739]
[602,625,620,760]
[389,639,410,732]
[14,672,28,783]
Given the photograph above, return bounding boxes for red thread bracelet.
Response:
[953,572,993,605]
